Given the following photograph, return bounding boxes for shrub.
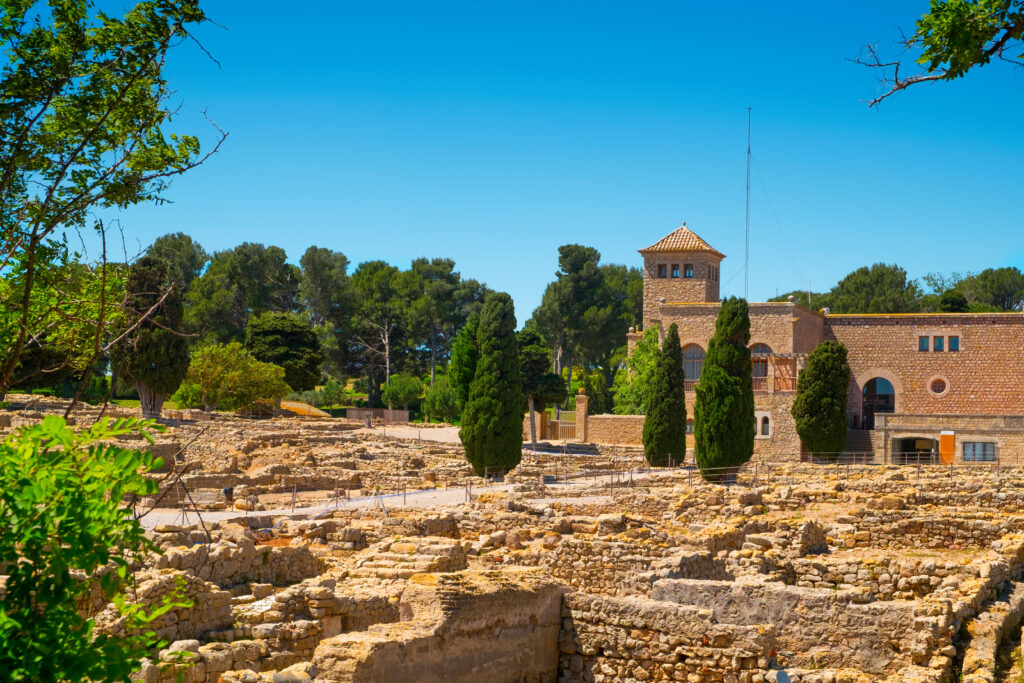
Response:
[613,327,660,414]
[319,379,345,407]
[182,342,291,412]
[423,375,459,423]
[381,373,423,409]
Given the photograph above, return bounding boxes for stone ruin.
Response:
[6,397,1024,682]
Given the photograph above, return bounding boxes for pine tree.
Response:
[110,257,190,418]
[244,312,323,392]
[694,297,754,481]
[459,293,523,476]
[642,324,686,467]
[792,341,850,457]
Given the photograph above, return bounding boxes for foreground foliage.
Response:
[0,417,187,681]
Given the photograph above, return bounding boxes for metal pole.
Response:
[744,106,751,299]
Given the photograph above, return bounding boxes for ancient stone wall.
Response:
[150,536,323,588]
[652,577,920,675]
[311,569,566,683]
[558,591,775,682]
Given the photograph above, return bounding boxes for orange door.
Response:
[939,433,955,465]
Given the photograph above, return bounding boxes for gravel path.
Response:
[136,470,652,530]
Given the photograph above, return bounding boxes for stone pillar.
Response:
[575,389,588,443]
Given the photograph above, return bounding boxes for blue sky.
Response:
[97,1,1023,323]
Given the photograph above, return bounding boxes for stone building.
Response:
[602,223,1024,464]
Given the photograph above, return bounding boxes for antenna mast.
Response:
[744,107,751,300]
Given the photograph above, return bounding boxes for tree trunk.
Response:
[136,382,166,419]
[429,326,437,385]
[528,394,537,448]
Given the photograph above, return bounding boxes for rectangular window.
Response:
[919,336,929,352]
[684,263,694,278]
[686,420,693,435]
[933,336,944,352]
[671,264,680,278]
[949,335,959,352]
[963,442,996,462]
[657,264,667,278]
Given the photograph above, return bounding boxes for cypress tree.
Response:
[694,297,754,481]
[642,323,686,466]
[792,341,850,457]
[459,293,523,476]
[110,257,190,418]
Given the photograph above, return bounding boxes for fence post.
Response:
[403,486,407,506]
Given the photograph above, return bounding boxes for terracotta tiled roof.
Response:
[638,224,725,258]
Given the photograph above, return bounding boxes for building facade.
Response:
[620,223,1024,464]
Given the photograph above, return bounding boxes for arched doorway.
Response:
[862,377,895,429]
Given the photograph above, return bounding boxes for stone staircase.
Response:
[842,430,876,462]
[350,537,467,579]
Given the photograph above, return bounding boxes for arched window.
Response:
[682,344,705,389]
[750,343,772,355]
[761,416,771,436]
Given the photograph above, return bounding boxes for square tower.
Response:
[639,223,725,327]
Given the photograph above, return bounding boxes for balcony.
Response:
[753,376,767,392]
[684,379,699,392]
[775,376,797,392]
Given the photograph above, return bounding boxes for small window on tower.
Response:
[657,264,667,278]
[934,336,944,352]
[684,263,694,278]
[671,264,680,278]
[949,336,959,352]
[918,336,929,352]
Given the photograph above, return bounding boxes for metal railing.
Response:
[684,380,699,392]
[774,377,797,392]
[752,377,767,391]
[345,408,409,424]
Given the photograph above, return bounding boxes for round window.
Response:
[930,378,947,395]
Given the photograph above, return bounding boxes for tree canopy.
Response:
[858,0,1024,106]
[245,312,323,393]
[110,257,190,417]
[0,0,219,397]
